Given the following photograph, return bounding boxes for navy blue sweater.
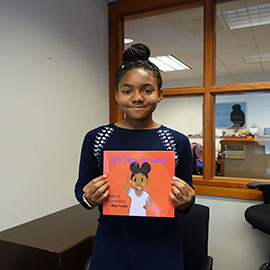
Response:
[75,124,193,270]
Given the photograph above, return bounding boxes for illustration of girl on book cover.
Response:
[124,162,152,216]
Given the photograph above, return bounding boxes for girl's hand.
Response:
[83,175,109,206]
[169,176,195,211]
[143,200,152,209]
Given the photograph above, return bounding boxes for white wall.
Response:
[154,93,269,270]
[197,196,268,270]
[154,95,203,136]
[0,0,109,231]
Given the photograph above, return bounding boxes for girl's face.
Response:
[131,173,149,195]
[115,68,162,124]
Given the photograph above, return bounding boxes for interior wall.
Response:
[0,0,109,231]
[197,195,268,270]
[154,96,203,136]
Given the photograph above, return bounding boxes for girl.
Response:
[75,43,195,270]
[125,162,152,216]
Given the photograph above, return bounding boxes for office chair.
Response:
[245,182,270,270]
[177,204,213,270]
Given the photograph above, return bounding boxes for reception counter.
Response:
[220,137,270,179]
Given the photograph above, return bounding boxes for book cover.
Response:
[103,151,175,218]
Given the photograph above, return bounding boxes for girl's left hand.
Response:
[169,176,195,211]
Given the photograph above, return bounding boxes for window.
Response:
[216,0,270,84]
[109,0,270,200]
[216,93,270,179]
[125,7,204,88]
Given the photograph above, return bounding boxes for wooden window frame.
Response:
[108,0,270,200]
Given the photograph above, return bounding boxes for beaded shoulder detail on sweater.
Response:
[93,126,114,166]
[157,129,179,166]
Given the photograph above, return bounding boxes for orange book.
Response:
[103,151,175,218]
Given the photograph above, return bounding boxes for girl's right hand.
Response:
[83,175,109,206]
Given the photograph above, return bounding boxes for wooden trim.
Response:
[203,0,216,180]
[109,0,203,17]
[162,86,205,96]
[193,176,270,188]
[210,81,270,94]
[203,0,216,87]
[108,13,124,123]
[203,92,216,178]
[194,177,268,199]
[194,184,263,200]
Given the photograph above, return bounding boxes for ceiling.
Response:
[124,0,270,84]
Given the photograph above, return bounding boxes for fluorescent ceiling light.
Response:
[124,38,134,44]
[149,55,190,72]
[243,53,270,63]
[223,3,270,30]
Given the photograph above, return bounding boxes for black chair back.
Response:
[176,204,213,270]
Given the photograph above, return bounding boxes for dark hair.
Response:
[130,162,151,179]
[115,43,162,91]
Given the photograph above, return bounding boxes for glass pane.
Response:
[215,93,270,179]
[216,0,270,84]
[124,6,204,88]
[154,96,203,175]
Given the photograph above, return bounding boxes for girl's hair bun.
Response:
[115,42,162,91]
[130,162,140,173]
[122,43,150,63]
[141,162,151,174]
